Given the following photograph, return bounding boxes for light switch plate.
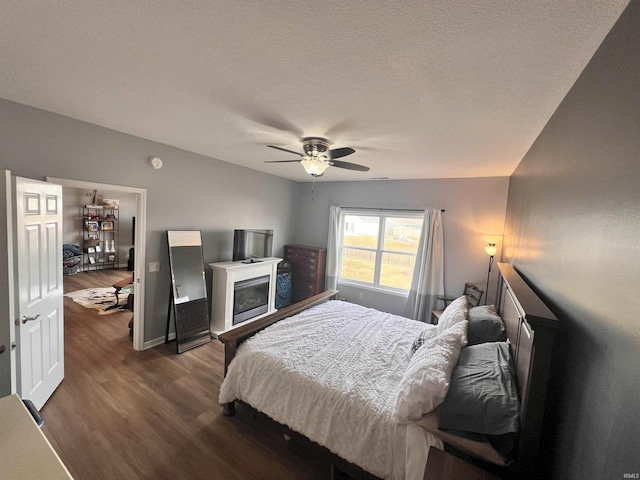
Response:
[149,262,160,272]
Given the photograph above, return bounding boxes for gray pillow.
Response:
[467,305,506,345]
[437,342,519,436]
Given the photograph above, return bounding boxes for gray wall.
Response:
[0,99,297,343]
[293,177,510,313]
[502,1,640,478]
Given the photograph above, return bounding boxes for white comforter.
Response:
[219,300,442,479]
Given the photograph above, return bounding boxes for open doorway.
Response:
[47,177,147,351]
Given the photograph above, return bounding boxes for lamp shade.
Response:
[482,235,502,244]
[485,244,497,256]
[301,158,330,176]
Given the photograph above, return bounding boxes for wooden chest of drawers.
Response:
[284,245,326,304]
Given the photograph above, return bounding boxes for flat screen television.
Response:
[232,229,274,262]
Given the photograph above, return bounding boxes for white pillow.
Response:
[437,295,468,335]
[392,320,468,422]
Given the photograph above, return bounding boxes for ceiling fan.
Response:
[264,137,370,177]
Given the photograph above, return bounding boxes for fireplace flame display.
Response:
[233,275,270,325]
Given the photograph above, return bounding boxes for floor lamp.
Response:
[483,235,502,305]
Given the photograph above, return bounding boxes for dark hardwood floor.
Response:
[42,269,370,480]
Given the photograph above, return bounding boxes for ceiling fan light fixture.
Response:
[301,157,330,176]
[266,136,366,176]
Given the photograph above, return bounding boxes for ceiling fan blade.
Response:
[330,160,370,172]
[267,145,303,157]
[329,147,356,159]
[263,159,301,163]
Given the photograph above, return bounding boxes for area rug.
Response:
[64,287,129,315]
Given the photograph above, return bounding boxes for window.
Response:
[338,210,424,293]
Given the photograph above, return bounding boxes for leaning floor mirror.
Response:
[167,230,211,353]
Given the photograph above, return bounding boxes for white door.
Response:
[15,176,64,410]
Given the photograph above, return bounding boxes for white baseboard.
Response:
[143,332,175,350]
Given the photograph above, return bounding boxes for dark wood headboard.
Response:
[496,263,558,478]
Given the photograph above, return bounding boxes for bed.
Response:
[218,263,557,479]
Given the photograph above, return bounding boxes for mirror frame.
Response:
[167,230,211,353]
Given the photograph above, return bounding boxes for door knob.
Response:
[0,344,5,354]
[21,314,41,324]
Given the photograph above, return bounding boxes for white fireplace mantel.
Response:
[209,257,281,336]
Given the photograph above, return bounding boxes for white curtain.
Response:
[405,209,444,322]
[325,205,341,290]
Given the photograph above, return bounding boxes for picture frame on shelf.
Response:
[88,256,96,264]
[95,245,102,253]
[107,254,115,262]
[87,247,95,254]
[102,221,114,231]
[88,233,98,240]
[85,220,99,232]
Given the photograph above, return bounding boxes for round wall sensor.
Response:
[149,157,163,169]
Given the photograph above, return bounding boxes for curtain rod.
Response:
[338,207,445,213]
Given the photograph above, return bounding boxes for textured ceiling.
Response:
[0,1,630,182]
